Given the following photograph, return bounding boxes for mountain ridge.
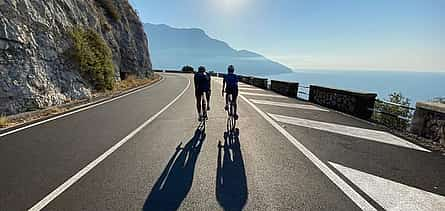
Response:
[144,23,292,75]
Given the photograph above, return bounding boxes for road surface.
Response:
[0,73,444,210]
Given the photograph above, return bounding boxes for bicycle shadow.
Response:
[216,128,248,211]
[143,122,206,211]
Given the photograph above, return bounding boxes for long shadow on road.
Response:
[216,128,248,211]
[143,122,206,211]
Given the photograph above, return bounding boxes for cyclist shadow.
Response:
[216,128,248,211]
[143,122,206,211]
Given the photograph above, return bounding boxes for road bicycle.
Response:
[226,93,236,132]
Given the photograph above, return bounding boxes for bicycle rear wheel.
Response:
[226,94,236,132]
[201,93,207,120]
[227,115,236,132]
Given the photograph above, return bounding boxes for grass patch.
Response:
[71,26,115,91]
[113,74,159,92]
[0,114,8,128]
[96,0,120,21]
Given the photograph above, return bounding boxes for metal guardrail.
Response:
[375,99,416,110]
[369,107,412,122]
[369,98,416,125]
[298,85,310,96]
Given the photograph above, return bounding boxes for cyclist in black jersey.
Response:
[194,66,211,121]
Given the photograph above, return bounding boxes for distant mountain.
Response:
[144,23,292,76]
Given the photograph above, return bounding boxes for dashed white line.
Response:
[238,83,253,87]
[240,92,287,98]
[250,99,329,112]
[238,94,377,211]
[330,162,445,210]
[239,87,265,91]
[269,113,429,152]
[28,79,191,211]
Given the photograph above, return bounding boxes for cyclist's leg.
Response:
[206,90,211,111]
[233,88,239,119]
[196,90,202,120]
[224,90,229,110]
[202,93,207,119]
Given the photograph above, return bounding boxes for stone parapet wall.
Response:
[251,77,268,89]
[309,85,377,119]
[411,102,445,146]
[271,80,299,97]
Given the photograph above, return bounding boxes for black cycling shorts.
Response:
[225,87,238,98]
[195,89,210,98]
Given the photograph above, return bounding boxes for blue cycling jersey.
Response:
[223,73,238,88]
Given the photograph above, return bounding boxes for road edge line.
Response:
[0,76,165,138]
[238,94,377,211]
[28,78,191,211]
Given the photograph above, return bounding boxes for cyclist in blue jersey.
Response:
[222,65,238,120]
[194,66,211,121]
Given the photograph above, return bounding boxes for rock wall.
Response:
[0,0,151,115]
[309,85,377,119]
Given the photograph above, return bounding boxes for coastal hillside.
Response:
[144,23,292,75]
[0,0,151,115]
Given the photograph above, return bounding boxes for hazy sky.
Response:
[129,0,444,72]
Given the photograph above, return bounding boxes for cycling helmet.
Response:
[198,66,206,72]
[228,65,235,73]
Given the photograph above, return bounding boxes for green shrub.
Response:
[182,65,194,73]
[71,27,115,91]
[96,0,120,21]
[372,92,412,130]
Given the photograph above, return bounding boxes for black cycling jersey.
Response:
[194,72,211,92]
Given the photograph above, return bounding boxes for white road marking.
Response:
[250,99,329,112]
[238,94,377,211]
[269,113,430,152]
[240,92,287,99]
[239,87,265,91]
[0,77,166,138]
[28,79,191,211]
[329,162,445,210]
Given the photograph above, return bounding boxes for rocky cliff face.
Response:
[0,0,151,115]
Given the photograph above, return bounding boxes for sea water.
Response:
[265,70,445,104]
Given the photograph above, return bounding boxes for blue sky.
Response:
[129,0,444,72]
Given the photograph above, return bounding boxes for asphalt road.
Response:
[0,73,444,210]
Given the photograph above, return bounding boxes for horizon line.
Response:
[290,68,445,73]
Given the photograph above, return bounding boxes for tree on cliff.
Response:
[182,66,195,73]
